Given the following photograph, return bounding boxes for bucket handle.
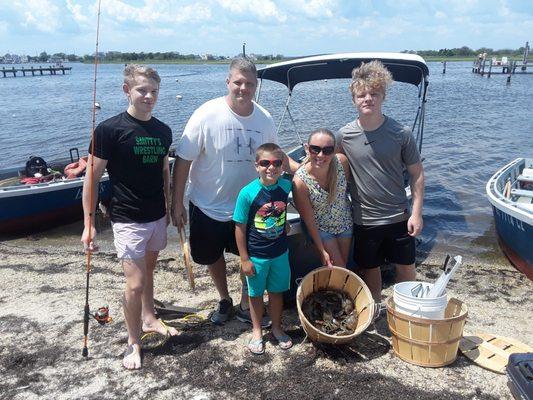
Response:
[295,277,304,287]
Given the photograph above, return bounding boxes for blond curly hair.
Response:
[349,60,393,100]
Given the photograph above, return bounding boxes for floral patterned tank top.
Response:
[295,155,352,234]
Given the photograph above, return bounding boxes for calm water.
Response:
[1,62,532,260]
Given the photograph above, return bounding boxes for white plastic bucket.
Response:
[393,281,447,320]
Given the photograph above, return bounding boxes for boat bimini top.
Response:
[256,52,430,153]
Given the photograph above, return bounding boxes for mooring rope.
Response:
[82,0,102,358]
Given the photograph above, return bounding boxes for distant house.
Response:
[48,56,64,64]
[20,55,29,63]
[3,53,14,64]
[201,54,215,61]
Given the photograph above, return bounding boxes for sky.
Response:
[0,0,531,57]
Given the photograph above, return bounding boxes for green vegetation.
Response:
[80,51,285,64]
[24,46,528,64]
[402,45,528,60]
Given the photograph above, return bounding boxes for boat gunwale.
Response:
[0,173,109,198]
[486,157,533,224]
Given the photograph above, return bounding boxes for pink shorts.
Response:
[112,216,168,259]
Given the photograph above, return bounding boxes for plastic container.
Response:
[506,352,533,400]
[393,281,447,319]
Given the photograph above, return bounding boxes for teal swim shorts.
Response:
[246,251,290,297]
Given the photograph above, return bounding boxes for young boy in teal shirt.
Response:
[233,143,293,355]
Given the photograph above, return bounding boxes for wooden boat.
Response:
[486,158,533,279]
[256,53,430,299]
[0,149,111,236]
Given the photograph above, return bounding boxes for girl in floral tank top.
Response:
[293,129,353,267]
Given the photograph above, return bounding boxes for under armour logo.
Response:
[364,140,375,145]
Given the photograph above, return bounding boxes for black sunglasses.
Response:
[308,145,335,155]
[257,159,283,168]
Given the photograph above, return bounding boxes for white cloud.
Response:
[0,21,8,34]
[105,0,212,24]
[288,0,336,18]
[66,0,91,25]
[215,0,286,22]
[14,0,60,32]
[434,11,447,19]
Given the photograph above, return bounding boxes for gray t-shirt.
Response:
[337,116,420,226]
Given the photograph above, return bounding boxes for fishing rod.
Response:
[82,0,102,358]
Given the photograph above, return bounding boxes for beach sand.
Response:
[0,221,532,400]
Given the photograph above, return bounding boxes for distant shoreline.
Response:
[84,56,498,64]
[0,56,518,67]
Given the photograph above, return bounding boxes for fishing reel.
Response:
[93,305,112,325]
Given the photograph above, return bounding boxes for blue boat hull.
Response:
[491,205,533,280]
[0,181,111,236]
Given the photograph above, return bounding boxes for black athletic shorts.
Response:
[189,202,239,265]
[353,220,415,269]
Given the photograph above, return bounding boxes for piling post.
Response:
[39,66,43,75]
[507,61,512,84]
[488,59,492,78]
[480,58,486,76]
[522,41,529,72]
[31,66,35,76]
[1,67,5,78]
[22,68,26,77]
[11,67,16,77]
[442,61,446,74]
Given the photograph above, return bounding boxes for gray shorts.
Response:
[112,216,167,259]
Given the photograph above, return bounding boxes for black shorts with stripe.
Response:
[353,220,415,269]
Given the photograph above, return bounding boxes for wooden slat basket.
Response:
[296,266,375,344]
[386,297,468,367]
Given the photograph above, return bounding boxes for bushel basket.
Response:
[386,297,468,367]
[296,266,375,344]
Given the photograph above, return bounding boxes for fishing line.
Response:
[82,0,102,358]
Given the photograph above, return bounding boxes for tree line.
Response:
[29,46,527,63]
[30,51,285,63]
[402,46,527,57]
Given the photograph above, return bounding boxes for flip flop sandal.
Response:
[273,333,293,350]
[141,331,169,350]
[247,338,265,355]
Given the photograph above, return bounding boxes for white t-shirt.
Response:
[177,97,277,221]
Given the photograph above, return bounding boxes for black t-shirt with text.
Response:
[89,112,172,223]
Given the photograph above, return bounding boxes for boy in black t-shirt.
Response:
[81,65,173,370]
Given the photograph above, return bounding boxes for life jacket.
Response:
[25,156,48,177]
[20,174,55,185]
[64,157,88,179]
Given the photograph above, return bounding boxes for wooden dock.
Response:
[472,41,532,81]
[1,65,72,78]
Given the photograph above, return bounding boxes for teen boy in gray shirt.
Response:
[337,60,425,305]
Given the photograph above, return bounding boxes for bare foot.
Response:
[142,319,178,336]
[123,344,142,370]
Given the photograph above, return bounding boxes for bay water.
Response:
[1,61,531,262]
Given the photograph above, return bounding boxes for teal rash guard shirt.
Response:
[233,176,292,259]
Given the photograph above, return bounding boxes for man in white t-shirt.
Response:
[172,58,286,325]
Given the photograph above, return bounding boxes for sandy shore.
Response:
[0,221,532,400]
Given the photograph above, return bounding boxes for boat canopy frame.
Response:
[255,52,429,153]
